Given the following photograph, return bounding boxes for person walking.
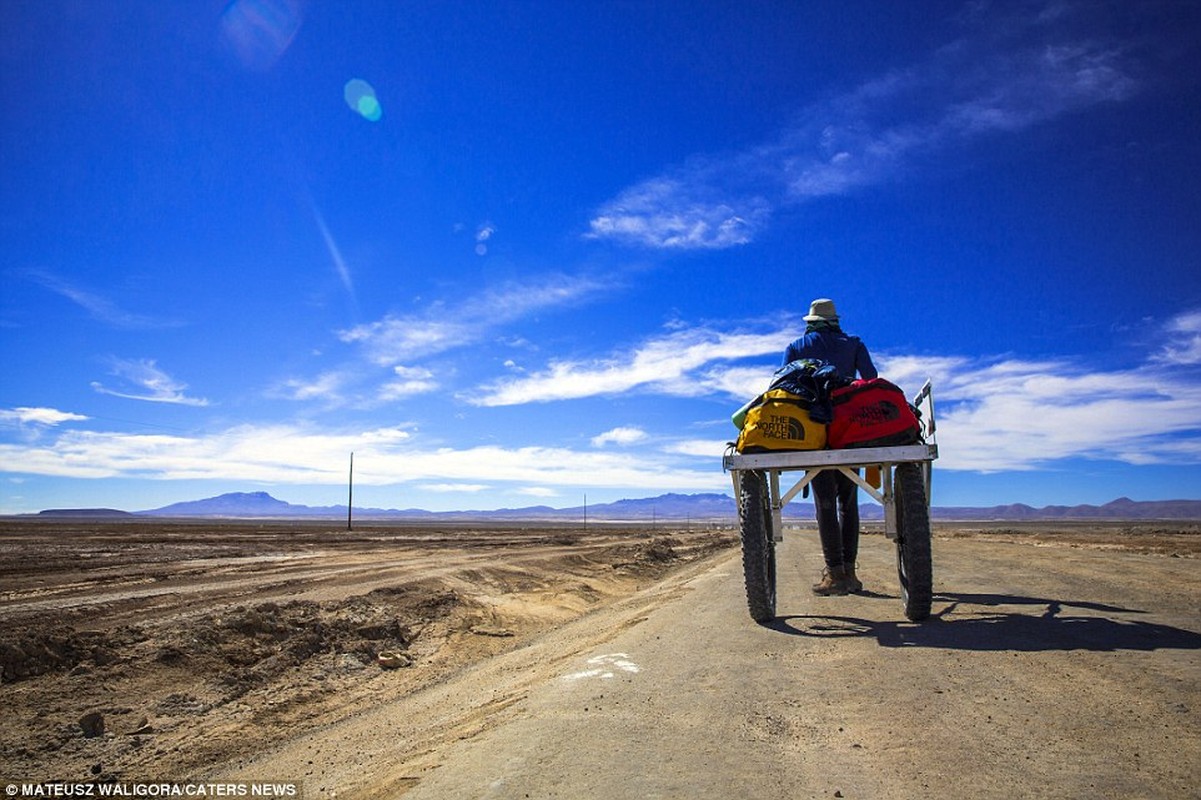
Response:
[782,298,878,595]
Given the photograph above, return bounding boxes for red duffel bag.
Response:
[828,378,920,449]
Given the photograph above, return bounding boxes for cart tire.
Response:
[738,470,777,623]
[894,462,932,621]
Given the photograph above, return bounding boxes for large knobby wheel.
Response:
[894,462,933,621]
[738,469,777,623]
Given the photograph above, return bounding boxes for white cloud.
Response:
[339,274,611,366]
[662,438,730,458]
[6,313,1200,495]
[518,486,559,498]
[473,325,795,406]
[693,339,1201,473]
[0,424,724,492]
[922,358,1201,471]
[25,270,180,329]
[694,365,776,401]
[338,317,470,366]
[378,365,438,400]
[280,273,609,409]
[586,176,771,250]
[276,367,435,408]
[0,407,90,426]
[278,371,348,402]
[466,309,1201,474]
[421,483,488,493]
[586,11,1140,250]
[1155,309,1201,365]
[4,351,1200,493]
[872,354,969,400]
[92,358,209,407]
[591,426,648,447]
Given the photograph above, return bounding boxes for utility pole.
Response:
[583,492,587,532]
[347,451,354,532]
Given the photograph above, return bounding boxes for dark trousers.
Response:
[812,469,860,569]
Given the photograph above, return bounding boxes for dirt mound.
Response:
[2,587,459,688]
[1,627,138,682]
[0,522,737,783]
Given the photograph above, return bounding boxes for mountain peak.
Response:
[110,491,1201,521]
[142,491,293,516]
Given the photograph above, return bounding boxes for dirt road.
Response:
[3,520,1199,798]
[225,524,1200,800]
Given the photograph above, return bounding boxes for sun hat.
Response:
[803,298,839,322]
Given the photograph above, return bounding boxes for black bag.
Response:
[768,359,850,424]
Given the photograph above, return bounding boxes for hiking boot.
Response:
[844,563,863,593]
[812,565,849,596]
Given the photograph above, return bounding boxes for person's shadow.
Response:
[763,592,1201,652]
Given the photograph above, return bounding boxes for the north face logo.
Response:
[851,400,900,426]
[786,417,804,439]
[763,413,806,441]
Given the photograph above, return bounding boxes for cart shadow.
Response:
[763,591,1201,652]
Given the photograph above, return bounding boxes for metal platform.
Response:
[723,382,938,541]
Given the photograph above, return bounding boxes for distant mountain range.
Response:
[28,491,1201,521]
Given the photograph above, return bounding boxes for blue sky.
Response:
[3,0,1201,514]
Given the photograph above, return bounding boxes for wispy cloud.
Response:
[469,309,1201,474]
[310,204,358,311]
[275,371,349,404]
[24,270,180,329]
[870,309,1201,471]
[91,358,210,406]
[662,438,729,458]
[274,273,611,409]
[658,347,1201,472]
[339,273,613,366]
[4,327,1201,489]
[378,366,438,400]
[591,426,648,447]
[472,324,795,406]
[274,365,437,408]
[0,424,721,492]
[926,358,1201,471]
[1154,309,1201,366]
[421,483,488,493]
[587,175,772,250]
[517,486,559,498]
[587,5,1140,250]
[0,407,90,426]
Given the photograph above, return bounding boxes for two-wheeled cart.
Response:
[723,381,938,622]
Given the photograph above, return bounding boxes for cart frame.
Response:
[723,380,939,621]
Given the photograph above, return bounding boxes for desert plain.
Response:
[1,517,1198,799]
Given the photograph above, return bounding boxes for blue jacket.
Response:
[782,329,878,381]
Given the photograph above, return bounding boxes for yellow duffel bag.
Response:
[735,388,828,453]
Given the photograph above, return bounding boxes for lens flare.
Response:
[220,0,302,71]
[344,79,383,122]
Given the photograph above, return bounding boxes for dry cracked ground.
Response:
[1,519,1198,798]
